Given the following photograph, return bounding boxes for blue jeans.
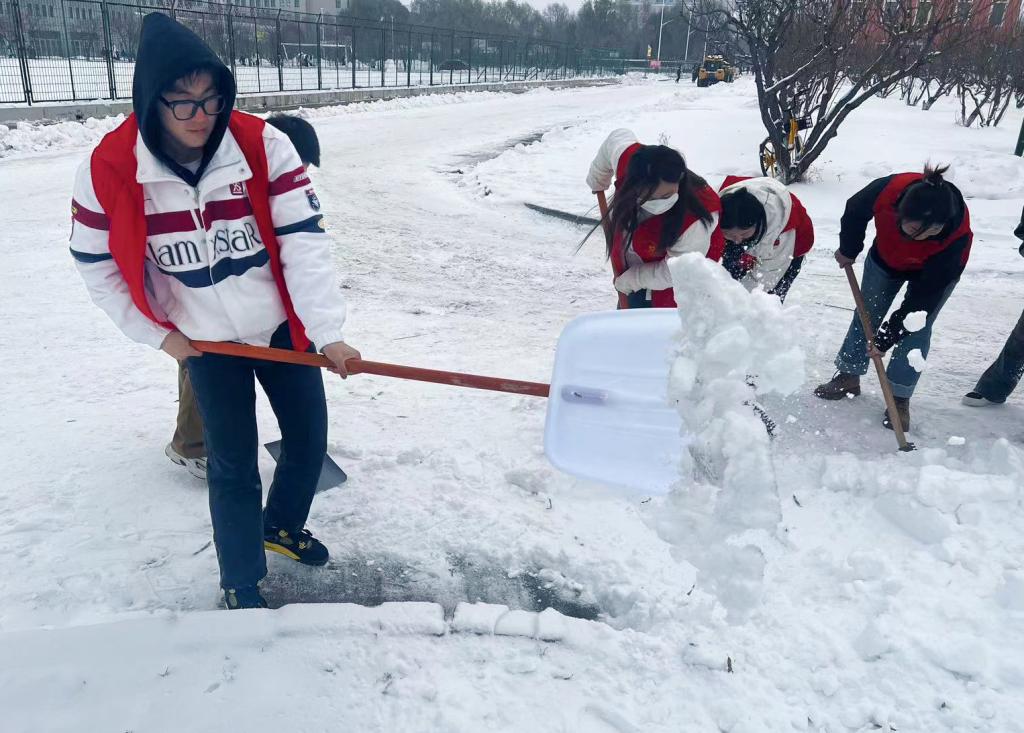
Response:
[186,323,328,589]
[973,309,1024,403]
[835,254,957,400]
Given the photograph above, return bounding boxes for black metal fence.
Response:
[0,0,627,104]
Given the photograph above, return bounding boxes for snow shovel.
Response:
[190,341,550,397]
[595,191,630,312]
[192,308,685,495]
[524,202,602,227]
[264,439,347,493]
[596,190,611,241]
[191,341,549,492]
[843,264,915,452]
[543,308,684,494]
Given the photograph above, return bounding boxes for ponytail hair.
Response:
[898,164,956,234]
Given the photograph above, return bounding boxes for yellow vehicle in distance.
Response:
[695,55,736,87]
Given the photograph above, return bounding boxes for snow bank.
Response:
[0,87,559,159]
[295,88,539,121]
[0,115,124,157]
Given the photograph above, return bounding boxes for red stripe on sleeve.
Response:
[71,199,110,231]
[268,166,311,196]
[202,198,254,230]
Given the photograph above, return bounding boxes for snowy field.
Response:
[0,57,589,103]
[2,77,1024,731]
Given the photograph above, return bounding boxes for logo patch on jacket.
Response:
[306,188,321,211]
[230,182,245,196]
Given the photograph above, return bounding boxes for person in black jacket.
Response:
[962,206,1024,407]
[814,165,973,432]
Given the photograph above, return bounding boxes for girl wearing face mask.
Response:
[815,164,973,433]
[586,128,725,309]
[718,175,814,302]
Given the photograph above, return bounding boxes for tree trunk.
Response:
[992,91,1013,127]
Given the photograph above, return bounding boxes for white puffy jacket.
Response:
[719,176,796,292]
[70,124,346,350]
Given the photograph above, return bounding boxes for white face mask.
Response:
[641,194,678,216]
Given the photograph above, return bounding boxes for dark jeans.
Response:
[974,309,1024,403]
[186,323,328,589]
[624,290,653,309]
[835,254,957,400]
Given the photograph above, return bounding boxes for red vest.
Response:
[719,175,814,258]
[872,173,973,271]
[90,111,310,351]
[611,144,725,309]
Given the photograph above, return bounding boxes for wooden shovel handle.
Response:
[842,264,913,451]
[191,340,550,398]
[597,191,629,311]
[596,190,611,240]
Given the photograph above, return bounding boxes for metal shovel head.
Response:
[544,309,686,495]
[264,440,348,493]
[524,202,602,227]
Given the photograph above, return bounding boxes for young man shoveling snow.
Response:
[166,114,324,480]
[69,13,358,609]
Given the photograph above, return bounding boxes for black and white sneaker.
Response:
[962,392,1002,408]
[224,586,268,610]
[264,526,329,566]
[165,444,207,480]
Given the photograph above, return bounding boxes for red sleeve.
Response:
[790,194,815,257]
[695,184,725,262]
[707,224,725,262]
[719,175,751,192]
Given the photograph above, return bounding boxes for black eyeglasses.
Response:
[159,94,225,121]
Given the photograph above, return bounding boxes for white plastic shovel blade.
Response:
[544,309,686,495]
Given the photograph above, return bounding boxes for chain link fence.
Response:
[0,0,626,104]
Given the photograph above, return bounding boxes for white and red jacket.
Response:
[718,175,814,292]
[587,129,723,304]
[70,114,346,351]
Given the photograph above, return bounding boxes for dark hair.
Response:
[720,188,767,246]
[585,144,713,257]
[162,65,220,95]
[897,164,955,234]
[266,114,321,167]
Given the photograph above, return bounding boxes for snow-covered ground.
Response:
[2,78,1024,731]
[0,57,590,104]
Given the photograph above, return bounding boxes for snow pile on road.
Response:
[0,85,577,159]
[655,254,804,619]
[0,115,125,157]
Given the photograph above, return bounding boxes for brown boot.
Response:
[883,398,910,432]
[813,372,861,400]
